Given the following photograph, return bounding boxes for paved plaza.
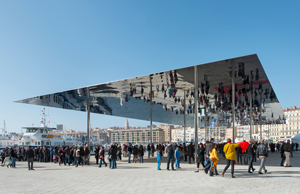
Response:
[1,152,299,194]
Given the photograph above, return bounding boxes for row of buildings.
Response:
[50,107,300,144]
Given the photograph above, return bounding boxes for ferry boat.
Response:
[20,109,80,147]
[0,121,19,150]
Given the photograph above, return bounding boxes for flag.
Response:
[239,141,249,153]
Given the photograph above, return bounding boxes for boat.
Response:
[20,108,81,147]
[0,120,19,150]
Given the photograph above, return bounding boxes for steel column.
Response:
[150,76,153,144]
[86,87,90,149]
[232,61,235,143]
[249,82,253,140]
[194,66,199,157]
[184,90,186,144]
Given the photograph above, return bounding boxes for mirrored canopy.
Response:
[16,54,284,127]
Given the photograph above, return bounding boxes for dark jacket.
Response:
[133,147,139,155]
[147,145,151,151]
[256,143,268,157]
[196,147,205,163]
[127,146,132,154]
[26,149,35,158]
[283,143,292,152]
[138,148,144,156]
[246,144,256,156]
[188,144,194,156]
[94,148,100,158]
[205,142,213,155]
[10,149,17,157]
[110,148,117,159]
[99,149,105,158]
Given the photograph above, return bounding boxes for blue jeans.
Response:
[8,157,16,167]
[127,152,131,163]
[248,155,254,171]
[112,159,116,169]
[175,158,180,167]
[99,158,107,167]
[157,161,161,169]
[139,156,143,163]
[167,155,175,170]
[237,153,242,164]
[65,155,69,165]
[75,157,79,167]
[204,154,207,166]
[36,154,39,162]
[205,158,211,172]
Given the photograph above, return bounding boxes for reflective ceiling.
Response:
[16,54,284,127]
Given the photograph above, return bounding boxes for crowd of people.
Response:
[0,139,297,177]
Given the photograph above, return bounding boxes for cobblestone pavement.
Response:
[1,152,299,194]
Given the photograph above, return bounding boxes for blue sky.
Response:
[0,1,299,132]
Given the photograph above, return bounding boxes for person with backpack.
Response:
[75,147,81,167]
[165,142,175,171]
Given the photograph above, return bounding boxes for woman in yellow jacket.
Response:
[209,143,219,176]
[222,138,240,178]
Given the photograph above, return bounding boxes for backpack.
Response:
[168,146,174,155]
[76,150,80,157]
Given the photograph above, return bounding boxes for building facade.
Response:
[110,127,165,144]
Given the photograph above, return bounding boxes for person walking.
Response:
[132,145,139,163]
[256,139,268,174]
[111,145,117,169]
[209,143,219,176]
[26,146,35,170]
[1,147,10,166]
[204,138,214,173]
[138,145,144,163]
[280,143,286,166]
[188,143,195,164]
[183,143,187,162]
[283,140,292,167]
[246,139,256,173]
[94,146,100,164]
[98,146,107,168]
[195,143,205,172]
[157,149,162,170]
[222,138,240,178]
[127,143,132,163]
[147,144,151,158]
[165,142,175,171]
[175,146,181,169]
[151,143,155,157]
[8,147,17,168]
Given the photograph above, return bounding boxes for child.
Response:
[209,143,219,176]
[157,149,162,170]
[175,146,181,169]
